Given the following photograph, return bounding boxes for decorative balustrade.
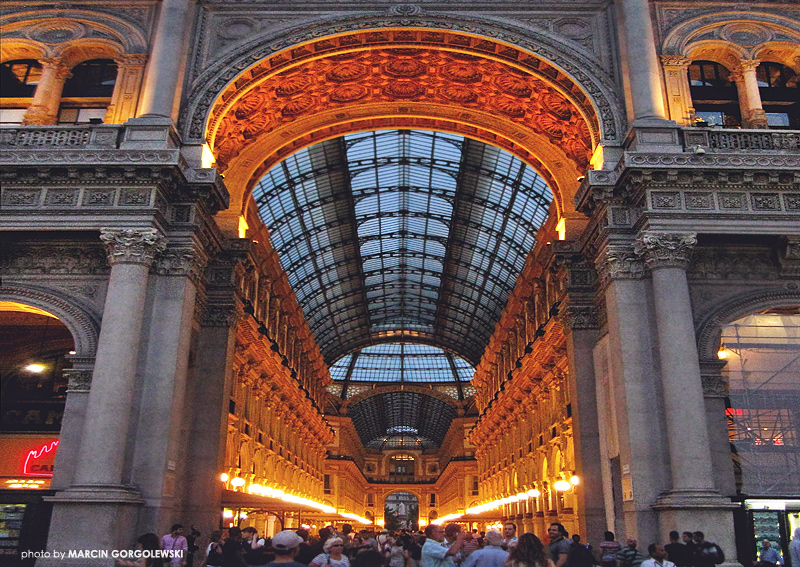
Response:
[0,125,121,148]
[683,127,800,152]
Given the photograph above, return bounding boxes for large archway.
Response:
[191,28,615,220]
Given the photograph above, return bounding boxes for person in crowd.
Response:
[222,527,248,567]
[600,532,622,567]
[502,524,518,553]
[265,530,306,567]
[681,533,696,567]
[567,535,597,567]
[406,531,424,567]
[790,528,800,567]
[386,536,409,567]
[116,533,166,567]
[298,528,331,564]
[759,541,781,565]
[162,525,189,567]
[445,524,465,565]
[242,527,272,567]
[506,533,553,567]
[547,523,571,567]
[422,524,466,567]
[310,537,351,567]
[460,529,507,567]
[616,537,644,567]
[664,532,690,567]
[462,531,480,559]
[642,544,675,567]
[186,526,202,567]
[352,550,386,567]
[691,532,724,567]
[205,530,224,567]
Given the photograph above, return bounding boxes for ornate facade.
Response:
[1,1,799,566]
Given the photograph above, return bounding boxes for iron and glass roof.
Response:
[253,130,553,367]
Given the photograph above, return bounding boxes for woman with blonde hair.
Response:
[311,538,351,567]
[506,534,554,567]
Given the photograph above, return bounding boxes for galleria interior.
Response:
[1,0,799,565]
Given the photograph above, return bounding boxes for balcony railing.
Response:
[683,127,800,153]
[0,124,121,149]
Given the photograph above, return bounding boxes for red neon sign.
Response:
[23,440,59,477]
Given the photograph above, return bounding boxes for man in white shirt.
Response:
[641,543,676,567]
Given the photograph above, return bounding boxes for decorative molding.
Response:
[154,246,209,284]
[689,246,781,281]
[0,241,109,275]
[595,245,645,288]
[63,369,92,392]
[100,228,167,267]
[202,303,243,328]
[635,231,697,270]
[557,303,599,331]
[779,237,800,277]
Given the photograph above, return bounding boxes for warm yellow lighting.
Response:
[239,512,248,520]
[570,475,580,485]
[516,492,528,500]
[553,479,572,491]
[68,350,76,355]
[556,218,566,241]
[0,302,58,318]
[376,519,385,527]
[201,144,216,169]
[263,486,275,497]
[222,509,234,518]
[238,216,249,239]
[508,495,519,502]
[220,473,229,482]
[249,483,262,494]
[717,347,730,360]
[25,364,46,373]
[527,488,541,498]
[272,489,285,497]
[418,519,428,527]
[230,477,245,487]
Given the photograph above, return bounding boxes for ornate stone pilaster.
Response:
[661,55,694,125]
[154,245,208,284]
[107,54,148,124]
[634,231,697,270]
[100,228,167,266]
[594,244,646,289]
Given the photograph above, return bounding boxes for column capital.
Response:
[115,53,148,67]
[63,369,93,392]
[154,245,208,284]
[635,231,697,270]
[38,57,72,78]
[661,55,691,68]
[100,228,167,266]
[595,244,646,287]
[738,59,761,72]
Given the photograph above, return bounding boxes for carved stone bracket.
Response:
[63,369,93,392]
[635,231,697,270]
[595,244,645,288]
[100,228,167,267]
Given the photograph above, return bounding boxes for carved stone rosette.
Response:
[100,228,167,267]
[595,244,646,288]
[635,231,697,270]
[63,369,93,392]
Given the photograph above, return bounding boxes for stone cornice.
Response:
[100,227,167,267]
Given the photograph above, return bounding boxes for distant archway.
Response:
[384,491,419,531]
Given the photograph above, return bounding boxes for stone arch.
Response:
[0,285,99,358]
[753,42,800,74]
[0,10,150,57]
[696,286,800,361]
[341,384,461,413]
[662,10,800,61]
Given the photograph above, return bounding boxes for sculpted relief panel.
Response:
[210,44,594,173]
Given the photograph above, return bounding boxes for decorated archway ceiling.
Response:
[252,129,553,367]
[208,30,599,187]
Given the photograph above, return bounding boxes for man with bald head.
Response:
[462,531,508,567]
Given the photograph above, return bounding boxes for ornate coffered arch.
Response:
[0,285,100,358]
[340,384,461,414]
[189,27,617,219]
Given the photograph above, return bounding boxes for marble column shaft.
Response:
[635,232,717,494]
[138,0,193,118]
[619,0,669,122]
[73,228,166,486]
[736,61,768,129]
[22,58,71,125]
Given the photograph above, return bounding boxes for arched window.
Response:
[0,60,42,124]
[688,60,741,127]
[756,62,800,129]
[58,59,118,124]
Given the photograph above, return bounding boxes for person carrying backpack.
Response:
[692,533,724,567]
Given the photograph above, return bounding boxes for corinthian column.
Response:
[73,228,166,486]
[21,58,71,125]
[619,0,670,124]
[634,231,719,497]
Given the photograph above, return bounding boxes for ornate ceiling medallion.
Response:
[276,75,314,97]
[494,98,526,118]
[327,63,370,83]
[439,85,478,103]
[383,58,427,78]
[330,85,369,103]
[384,82,425,99]
[441,62,482,83]
[495,75,532,98]
[281,95,316,116]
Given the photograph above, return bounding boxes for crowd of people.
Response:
[117,520,800,567]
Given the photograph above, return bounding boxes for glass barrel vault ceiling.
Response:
[252,130,553,448]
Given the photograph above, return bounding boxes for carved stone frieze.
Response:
[557,303,599,331]
[689,246,780,281]
[154,246,209,284]
[63,369,93,392]
[635,231,697,270]
[100,228,167,267]
[701,375,727,398]
[779,237,800,278]
[0,241,110,276]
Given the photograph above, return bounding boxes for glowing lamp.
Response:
[249,484,262,494]
[25,364,45,373]
[230,477,245,487]
[717,347,730,360]
[516,492,528,500]
[239,512,248,520]
[263,486,275,496]
[220,473,229,482]
[508,495,519,502]
[223,510,234,518]
[570,475,580,485]
[273,489,285,497]
[418,519,428,527]
[553,479,571,491]
[527,488,541,498]
[376,519,385,527]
